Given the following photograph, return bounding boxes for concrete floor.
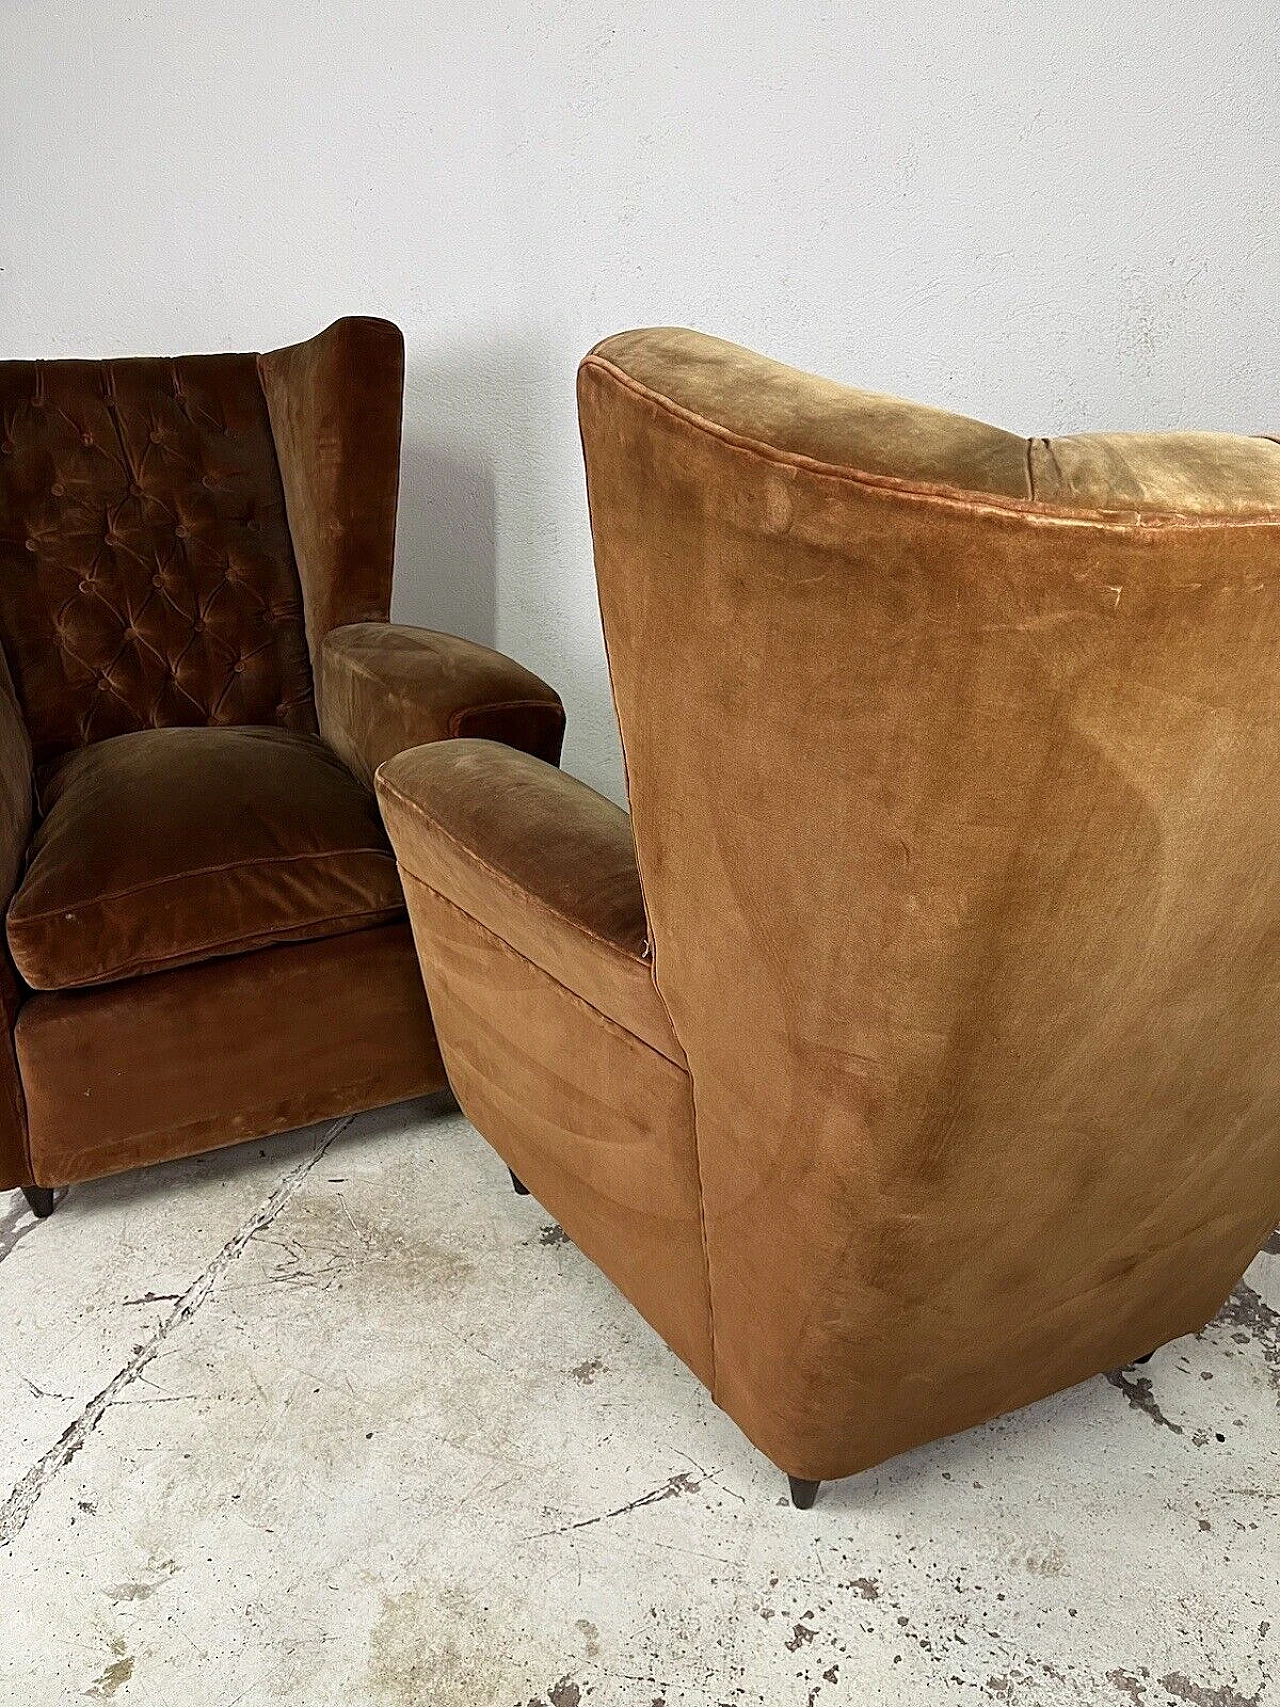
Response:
[0,1095,1274,1706]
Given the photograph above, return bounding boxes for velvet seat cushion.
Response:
[7,724,404,991]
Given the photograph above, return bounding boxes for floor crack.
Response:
[0,1118,351,1549]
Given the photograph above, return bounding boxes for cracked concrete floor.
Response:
[0,1094,1275,1706]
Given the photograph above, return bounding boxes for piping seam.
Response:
[582,356,1280,532]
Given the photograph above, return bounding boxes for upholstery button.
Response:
[129,483,142,498]
[24,539,37,553]
[79,578,93,592]
[149,430,162,444]
[105,533,121,547]
[246,519,259,532]
[192,619,205,632]
[233,660,245,674]
[81,432,93,446]
[96,678,110,692]
[202,476,216,488]
[50,482,64,496]
[30,398,44,410]
[175,526,189,539]
[1,441,13,455]
[151,573,164,588]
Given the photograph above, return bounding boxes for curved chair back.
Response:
[578,328,1280,1476]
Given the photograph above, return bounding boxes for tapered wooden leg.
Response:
[22,1186,56,1219]
[788,1476,820,1509]
[509,1169,530,1196]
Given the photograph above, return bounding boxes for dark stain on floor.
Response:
[1209,1279,1279,1375]
[1105,1368,1184,1433]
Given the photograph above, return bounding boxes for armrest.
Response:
[319,622,566,790]
[0,652,32,1189]
[257,317,404,660]
[376,739,680,1061]
[0,654,32,916]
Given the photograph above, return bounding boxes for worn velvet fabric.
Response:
[0,348,317,772]
[320,622,565,791]
[381,325,1280,1485]
[257,318,404,659]
[0,317,562,1194]
[16,923,441,1186]
[0,650,32,1187]
[8,726,402,991]
[378,740,680,1062]
[383,823,709,1381]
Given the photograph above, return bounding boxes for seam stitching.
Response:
[401,868,686,1070]
[582,356,1280,532]
[12,845,397,922]
[16,904,402,990]
[377,777,649,963]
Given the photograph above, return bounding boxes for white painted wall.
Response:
[4,4,1277,796]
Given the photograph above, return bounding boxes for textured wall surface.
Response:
[3,4,1277,797]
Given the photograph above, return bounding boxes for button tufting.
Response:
[175,526,189,539]
[79,578,93,592]
[151,573,164,588]
[30,398,45,410]
[81,432,93,446]
[129,483,142,497]
[192,619,205,632]
[51,483,64,497]
[25,539,37,553]
[202,476,216,488]
[233,660,245,673]
[149,429,163,444]
[1,441,13,455]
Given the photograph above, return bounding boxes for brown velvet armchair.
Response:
[0,316,563,1215]
[377,328,1280,1504]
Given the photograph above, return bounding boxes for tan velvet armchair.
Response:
[377,327,1280,1504]
[0,316,563,1215]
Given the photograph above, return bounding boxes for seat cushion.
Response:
[7,725,404,991]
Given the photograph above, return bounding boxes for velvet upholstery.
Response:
[16,923,439,1186]
[257,318,404,658]
[0,349,316,772]
[8,726,402,991]
[319,622,565,792]
[0,650,32,1188]
[380,325,1280,1487]
[378,740,680,1062]
[0,317,562,1195]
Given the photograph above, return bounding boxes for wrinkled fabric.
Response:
[322,622,565,790]
[382,324,1280,1485]
[8,725,403,991]
[17,923,442,1186]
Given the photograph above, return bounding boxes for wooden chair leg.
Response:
[22,1186,56,1219]
[509,1169,530,1196]
[788,1476,820,1509]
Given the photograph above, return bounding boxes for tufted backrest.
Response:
[0,352,317,770]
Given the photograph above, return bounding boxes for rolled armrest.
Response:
[376,739,680,1061]
[0,652,33,1189]
[319,622,566,790]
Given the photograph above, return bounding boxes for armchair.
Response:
[0,316,563,1213]
[377,327,1280,1502]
